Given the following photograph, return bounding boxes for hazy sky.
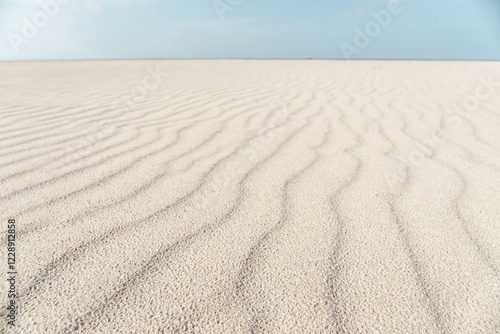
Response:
[1,0,499,60]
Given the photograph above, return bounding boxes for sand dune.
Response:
[1,60,499,333]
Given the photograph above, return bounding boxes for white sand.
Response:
[0,60,499,333]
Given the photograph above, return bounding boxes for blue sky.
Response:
[0,0,499,60]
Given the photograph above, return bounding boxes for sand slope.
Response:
[0,60,499,333]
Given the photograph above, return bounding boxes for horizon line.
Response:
[1,57,499,63]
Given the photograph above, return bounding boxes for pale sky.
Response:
[1,0,499,60]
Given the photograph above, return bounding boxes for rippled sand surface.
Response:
[1,60,499,333]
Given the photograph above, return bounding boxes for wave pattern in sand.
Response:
[0,60,499,334]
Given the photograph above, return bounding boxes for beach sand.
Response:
[0,60,499,333]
